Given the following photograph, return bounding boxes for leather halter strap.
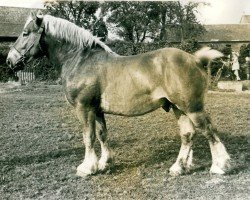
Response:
[11,21,45,66]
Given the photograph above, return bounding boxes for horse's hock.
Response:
[217,81,250,92]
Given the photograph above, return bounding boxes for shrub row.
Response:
[0,42,14,82]
[108,39,201,56]
[1,40,249,82]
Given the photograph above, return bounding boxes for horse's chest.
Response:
[64,78,100,106]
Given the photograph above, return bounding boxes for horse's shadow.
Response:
[0,147,83,173]
[106,132,250,175]
[1,132,249,176]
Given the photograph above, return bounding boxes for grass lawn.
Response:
[0,83,249,199]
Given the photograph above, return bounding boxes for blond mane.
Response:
[43,15,114,53]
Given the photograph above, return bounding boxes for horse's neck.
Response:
[44,35,110,79]
[44,36,80,66]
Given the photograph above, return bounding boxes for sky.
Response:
[0,0,250,24]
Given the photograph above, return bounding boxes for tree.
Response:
[157,1,178,41]
[157,1,206,42]
[44,1,205,44]
[44,0,100,30]
[93,17,108,41]
[101,1,206,43]
[101,1,161,43]
[239,43,250,64]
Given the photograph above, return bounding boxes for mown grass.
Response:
[0,83,249,199]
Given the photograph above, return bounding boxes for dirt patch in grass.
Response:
[0,83,249,199]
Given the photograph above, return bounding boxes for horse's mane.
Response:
[43,15,114,54]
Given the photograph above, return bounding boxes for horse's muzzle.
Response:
[6,57,25,71]
[6,49,25,71]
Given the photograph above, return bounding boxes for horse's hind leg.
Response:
[96,112,113,172]
[76,105,98,177]
[169,107,195,176]
[188,112,231,174]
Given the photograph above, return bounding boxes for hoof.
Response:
[76,163,98,177]
[76,170,91,177]
[169,163,184,176]
[210,157,231,175]
[98,161,108,172]
[210,164,226,175]
[98,158,113,172]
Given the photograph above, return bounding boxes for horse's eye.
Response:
[23,31,29,37]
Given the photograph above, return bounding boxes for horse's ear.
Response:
[36,10,43,19]
[36,10,44,26]
[30,12,36,19]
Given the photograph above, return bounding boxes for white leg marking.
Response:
[169,147,193,176]
[76,149,98,177]
[169,162,184,176]
[188,112,231,174]
[210,142,231,174]
[98,144,113,171]
[170,115,195,176]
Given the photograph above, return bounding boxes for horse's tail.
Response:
[194,47,223,67]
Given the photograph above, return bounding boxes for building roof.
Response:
[240,15,250,24]
[198,24,250,42]
[0,6,40,37]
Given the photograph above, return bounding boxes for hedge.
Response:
[108,39,201,56]
[0,42,15,82]
[1,40,249,82]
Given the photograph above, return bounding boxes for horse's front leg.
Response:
[96,112,113,172]
[76,105,98,177]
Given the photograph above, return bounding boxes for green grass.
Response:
[0,83,249,199]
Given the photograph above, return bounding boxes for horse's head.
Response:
[6,11,45,71]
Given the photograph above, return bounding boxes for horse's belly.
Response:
[100,93,162,116]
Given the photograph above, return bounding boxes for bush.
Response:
[205,44,235,80]
[32,57,60,81]
[177,39,201,53]
[108,39,200,56]
[238,43,250,80]
[0,41,60,82]
[0,42,15,82]
[239,43,250,64]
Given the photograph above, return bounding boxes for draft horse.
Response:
[6,12,231,177]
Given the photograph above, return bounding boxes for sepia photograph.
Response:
[0,0,249,199]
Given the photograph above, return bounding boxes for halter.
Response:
[11,21,45,67]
